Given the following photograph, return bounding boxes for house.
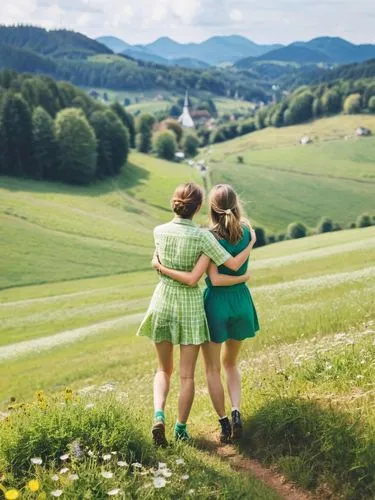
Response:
[356,127,371,137]
[190,109,211,126]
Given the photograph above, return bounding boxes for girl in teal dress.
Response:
[154,184,259,442]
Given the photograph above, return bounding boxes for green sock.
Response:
[154,410,165,423]
[175,421,186,430]
[175,422,189,440]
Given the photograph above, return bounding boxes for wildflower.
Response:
[161,469,172,478]
[88,450,95,458]
[103,454,112,461]
[182,474,189,480]
[60,454,69,461]
[176,458,185,465]
[27,480,40,492]
[85,403,95,410]
[157,462,167,470]
[51,475,59,482]
[107,489,121,496]
[5,490,19,500]
[188,489,195,495]
[111,452,117,455]
[117,461,128,467]
[59,468,69,474]
[51,490,63,497]
[68,474,79,481]
[132,462,143,469]
[64,388,74,401]
[153,477,166,488]
[72,441,83,458]
[101,471,113,479]
[31,457,43,465]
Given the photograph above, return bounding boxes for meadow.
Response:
[207,115,375,232]
[1,126,375,498]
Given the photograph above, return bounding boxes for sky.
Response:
[2,0,375,45]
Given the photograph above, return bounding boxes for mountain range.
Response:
[98,34,375,68]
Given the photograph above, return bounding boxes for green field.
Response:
[1,120,375,498]
[207,115,375,232]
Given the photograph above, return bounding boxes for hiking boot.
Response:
[174,423,190,442]
[219,417,232,444]
[152,420,168,447]
[232,410,243,439]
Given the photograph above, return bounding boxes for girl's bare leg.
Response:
[153,341,174,413]
[201,342,226,418]
[222,339,242,411]
[178,344,200,424]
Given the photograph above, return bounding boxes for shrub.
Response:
[136,113,155,153]
[238,119,256,135]
[348,222,356,229]
[312,97,322,118]
[317,216,334,234]
[277,233,286,242]
[321,89,342,115]
[343,93,362,114]
[237,155,244,164]
[287,222,307,239]
[210,128,226,144]
[369,96,375,112]
[55,108,97,184]
[288,92,314,124]
[267,234,276,244]
[153,130,177,161]
[356,213,372,228]
[183,133,200,157]
[254,227,266,248]
[165,119,183,143]
[32,106,58,180]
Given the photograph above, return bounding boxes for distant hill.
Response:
[96,36,130,54]
[236,36,375,67]
[173,58,210,69]
[257,45,332,63]
[0,25,111,59]
[121,47,210,69]
[142,35,283,65]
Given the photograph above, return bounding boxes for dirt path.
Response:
[204,435,313,500]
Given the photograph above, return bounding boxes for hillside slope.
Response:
[208,115,375,232]
[0,153,200,289]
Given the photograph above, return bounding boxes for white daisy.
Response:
[117,461,128,467]
[161,469,172,478]
[153,476,166,488]
[175,458,185,465]
[60,454,69,461]
[107,489,121,496]
[51,490,63,497]
[51,475,59,482]
[31,457,43,465]
[103,454,112,461]
[88,450,95,458]
[182,474,189,480]
[85,403,95,410]
[101,471,113,479]
[158,462,167,469]
[59,468,69,474]
[132,462,143,469]
[68,474,79,481]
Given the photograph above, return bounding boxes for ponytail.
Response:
[209,185,244,245]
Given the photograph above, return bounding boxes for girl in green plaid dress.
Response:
[137,183,254,445]
[153,184,259,443]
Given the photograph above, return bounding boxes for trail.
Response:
[0,312,144,363]
[210,439,314,500]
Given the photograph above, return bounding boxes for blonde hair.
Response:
[171,182,204,219]
[209,184,244,245]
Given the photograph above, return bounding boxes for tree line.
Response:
[0,69,135,184]
[254,213,374,248]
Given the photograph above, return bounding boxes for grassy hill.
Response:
[0,153,200,289]
[207,115,375,232]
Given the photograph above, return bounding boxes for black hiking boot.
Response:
[231,410,243,439]
[219,417,232,444]
[152,420,168,447]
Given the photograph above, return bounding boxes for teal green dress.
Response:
[204,225,259,344]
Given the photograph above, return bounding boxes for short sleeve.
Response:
[201,230,231,266]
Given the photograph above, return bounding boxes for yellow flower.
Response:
[5,489,20,500]
[28,479,40,492]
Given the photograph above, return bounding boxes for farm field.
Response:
[1,227,374,498]
[208,115,375,232]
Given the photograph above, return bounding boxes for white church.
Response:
[178,92,195,128]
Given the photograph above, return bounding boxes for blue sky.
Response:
[2,0,375,45]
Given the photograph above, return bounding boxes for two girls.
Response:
[137,183,259,444]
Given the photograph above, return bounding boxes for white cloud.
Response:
[230,8,243,21]
[1,0,374,45]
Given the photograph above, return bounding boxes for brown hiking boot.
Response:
[152,420,168,447]
[219,417,232,444]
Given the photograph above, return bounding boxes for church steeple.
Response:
[178,90,194,128]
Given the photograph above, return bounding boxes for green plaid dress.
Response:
[137,217,231,345]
